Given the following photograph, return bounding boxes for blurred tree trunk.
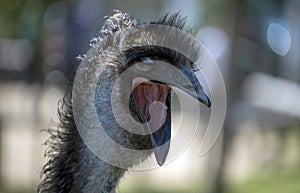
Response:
[201,0,237,192]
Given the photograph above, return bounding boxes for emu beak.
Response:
[131,74,211,166]
[175,84,211,107]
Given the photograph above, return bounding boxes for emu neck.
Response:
[67,134,126,193]
[94,165,125,193]
[38,94,126,193]
[78,152,125,193]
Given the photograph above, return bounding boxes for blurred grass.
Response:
[120,168,300,193]
[226,168,300,193]
[120,179,209,193]
[122,167,300,193]
[1,168,299,193]
[0,188,34,193]
[120,185,207,193]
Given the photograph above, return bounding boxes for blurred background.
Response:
[0,0,300,192]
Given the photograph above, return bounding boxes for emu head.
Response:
[73,11,211,168]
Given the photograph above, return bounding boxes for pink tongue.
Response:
[148,101,167,133]
[132,81,169,133]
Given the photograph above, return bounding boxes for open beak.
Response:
[131,73,211,166]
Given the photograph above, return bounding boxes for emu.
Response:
[38,11,211,193]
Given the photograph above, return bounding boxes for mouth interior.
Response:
[132,78,170,131]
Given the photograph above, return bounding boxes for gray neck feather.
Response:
[38,92,126,193]
[75,148,125,193]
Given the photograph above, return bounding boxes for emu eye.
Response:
[135,57,154,72]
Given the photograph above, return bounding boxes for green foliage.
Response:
[226,168,300,193]
[0,0,59,39]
